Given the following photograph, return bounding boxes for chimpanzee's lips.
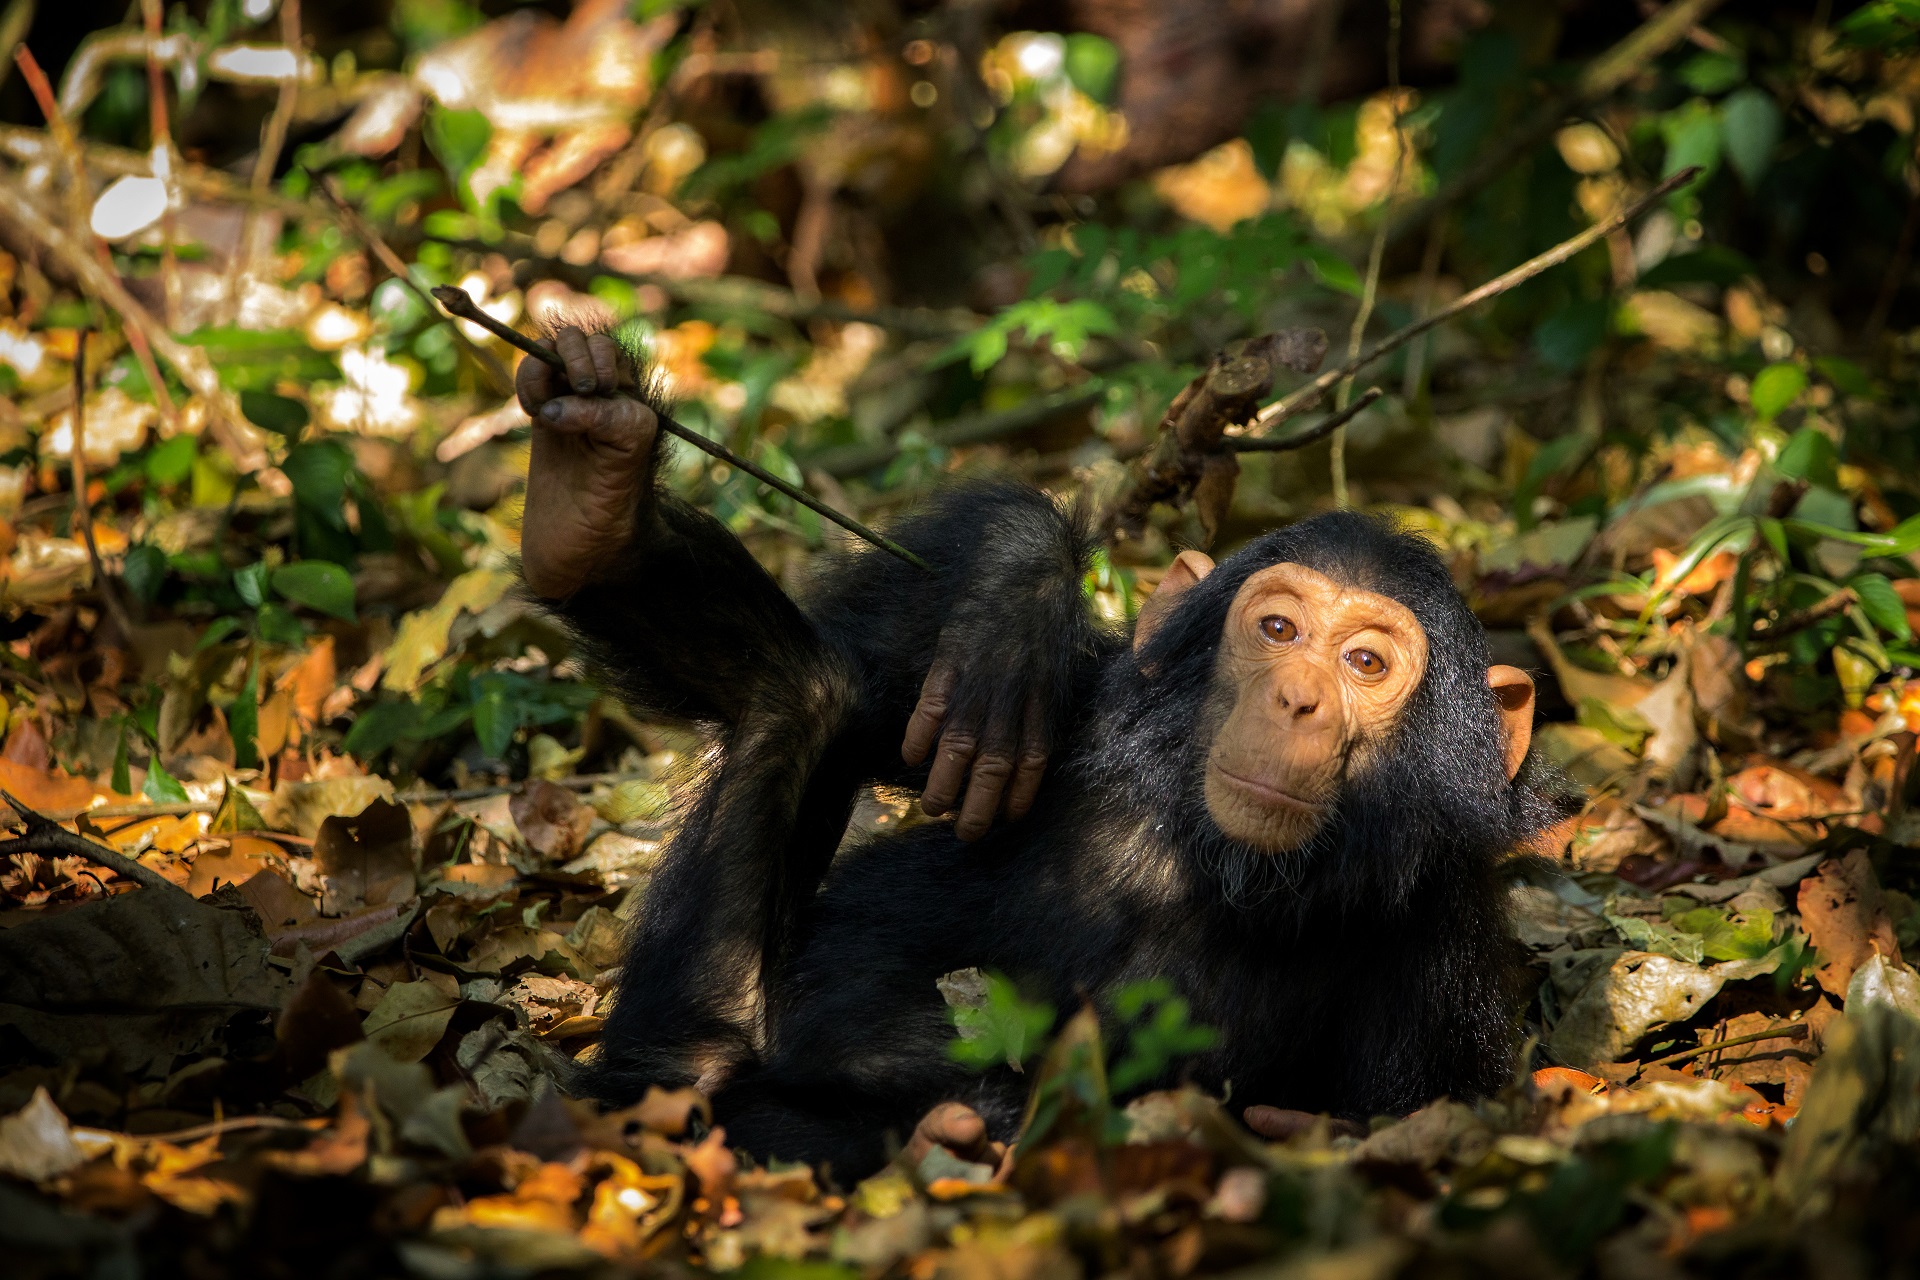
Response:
[1216,768,1327,812]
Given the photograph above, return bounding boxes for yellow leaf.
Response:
[382,568,515,693]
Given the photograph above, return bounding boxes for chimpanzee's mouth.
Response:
[1215,769,1327,812]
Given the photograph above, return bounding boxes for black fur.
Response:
[544,479,1556,1183]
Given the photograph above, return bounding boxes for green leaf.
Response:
[1303,244,1362,296]
[1721,88,1781,190]
[272,561,357,621]
[144,434,197,486]
[1814,355,1875,399]
[233,560,271,609]
[1776,426,1837,486]
[1852,573,1915,642]
[256,602,308,647]
[142,759,190,804]
[470,673,513,759]
[1063,33,1120,104]
[1671,906,1776,961]
[947,972,1056,1072]
[230,663,260,771]
[343,700,426,759]
[1660,98,1722,180]
[111,725,131,795]
[1636,244,1754,289]
[123,544,167,604]
[1607,914,1704,963]
[1679,50,1744,95]
[1535,299,1610,372]
[238,389,310,437]
[282,440,353,515]
[1750,363,1807,421]
[425,105,491,180]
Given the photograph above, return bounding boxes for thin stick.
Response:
[141,0,179,330]
[1242,167,1702,438]
[1329,0,1403,509]
[431,285,934,572]
[68,331,134,638]
[319,179,513,397]
[0,790,192,897]
[1230,387,1382,452]
[8,51,184,434]
[41,770,658,824]
[225,0,299,324]
[1640,1023,1808,1072]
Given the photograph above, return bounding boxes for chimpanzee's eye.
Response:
[1259,616,1298,644]
[1345,648,1386,677]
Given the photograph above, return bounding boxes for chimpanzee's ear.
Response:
[1487,665,1535,780]
[1133,551,1215,654]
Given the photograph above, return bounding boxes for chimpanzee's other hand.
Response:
[518,326,657,600]
[903,653,1052,842]
[1242,1105,1366,1141]
[901,1102,1010,1178]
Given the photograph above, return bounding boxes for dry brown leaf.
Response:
[1797,850,1902,998]
[511,780,594,863]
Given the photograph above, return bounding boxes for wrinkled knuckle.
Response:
[1016,748,1050,770]
[939,735,978,760]
[916,693,951,718]
[971,755,1014,783]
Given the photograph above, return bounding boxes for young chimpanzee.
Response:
[518,327,1558,1181]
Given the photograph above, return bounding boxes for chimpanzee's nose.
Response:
[1274,674,1330,721]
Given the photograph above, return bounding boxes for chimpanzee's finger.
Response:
[586,332,624,392]
[554,327,599,394]
[516,340,560,416]
[954,749,1013,840]
[902,663,955,766]
[1003,694,1049,821]
[903,1102,989,1168]
[953,712,1016,841]
[920,727,975,818]
[536,396,656,455]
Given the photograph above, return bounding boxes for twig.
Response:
[1329,0,1403,509]
[320,178,513,397]
[223,0,299,325]
[806,383,1106,478]
[0,790,192,897]
[1230,387,1382,452]
[12,45,181,432]
[431,285,933,572]
[1401,212,1449,403]
[68,331,134,638]
[141,0,179,330]
[0,182,251,456]
[1640,1023,1808,1072]
[125,1114,325,1143]
[43,770,655,824]
[1750,587,1858,640]
[508,252,978,340]
[0,1,37,94]
[0,124,313,217]
[1241,167,1702,438]
[1385,0,1730,246]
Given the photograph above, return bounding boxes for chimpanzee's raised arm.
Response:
[518,329,823,727]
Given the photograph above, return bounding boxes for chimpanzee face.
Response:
[1132,547,1537,856]
[1201,563,1429,853]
